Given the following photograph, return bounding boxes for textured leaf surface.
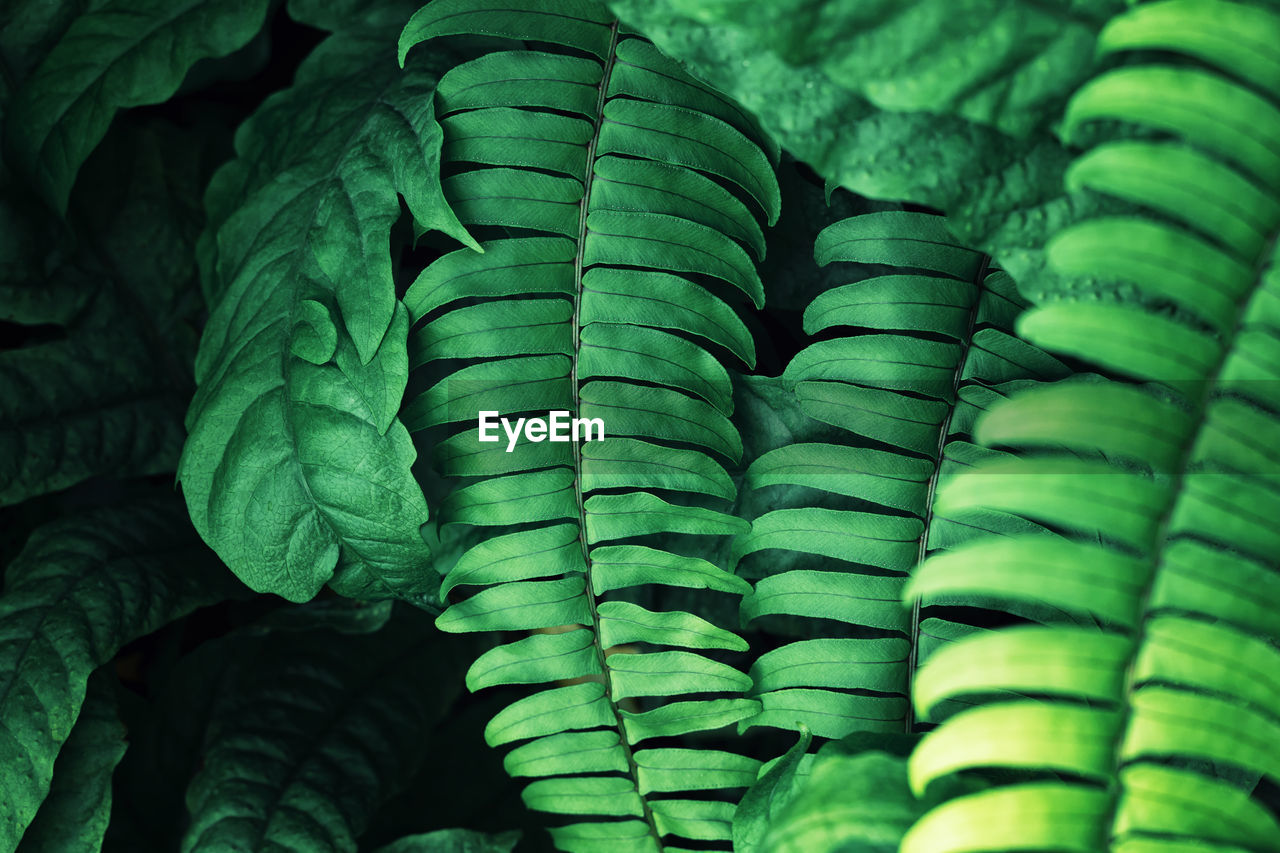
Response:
[0,497,237,853]
[103,631,267,852]
[180,27,475,603]
[15,671,125,853]
[733,728,811,853]
[6,0,271,211]
[603,0,1126,305]
[0,327,187,506]
[626,0,1114,136]
[760,746,924,853]
[1,118,213,507]
[180,609,471,853]
[0,0,92,88]
[288,0,422,32]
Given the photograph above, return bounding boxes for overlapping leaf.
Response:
[15,671,125,853]
[179,25,475,603]
[0,497,237,853]
[181,609,470,853]
[0,325,188,506]
[751,736,924,853]
[5,0,271,211]
[617,0,1115,136]
[1,118,212,507]
[603,0,1130,308]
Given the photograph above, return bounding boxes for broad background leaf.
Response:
[0,496,239,853]
[178,608,473,853]
[15,670,125,853]
[1,116,217,508]
[5,0,271,211]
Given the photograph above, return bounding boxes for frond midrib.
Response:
[566,18,664,845]
[905,252,993,733]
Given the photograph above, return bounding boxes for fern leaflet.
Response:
[398,1,780,850]
[734,210,1070,740]
[902,2,1280,849]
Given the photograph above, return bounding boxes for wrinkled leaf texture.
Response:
[604,0,1131,309]
[2,118,211,508]
[180,22,476,603]
[15,671,124,853]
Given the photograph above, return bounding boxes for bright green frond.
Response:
[904,3,1280,849]
[402,2,779,849]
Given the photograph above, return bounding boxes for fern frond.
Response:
[734,210,1071,741]
[398,1,779,850]
[600,0,1136,327]
[902,2,1280,849]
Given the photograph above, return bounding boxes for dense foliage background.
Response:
[2,1,1279,852]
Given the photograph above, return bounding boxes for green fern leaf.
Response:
[179,26,476,603]
[735,210,1069,741]
[0,497,238,853]
[902,2,1280,849]
[4,0,272,212]
[398,1,778,848]
[600,0,1136,319]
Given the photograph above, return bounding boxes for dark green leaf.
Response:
[0,497,238,851]
[15,671,125,853]
[6,0,272,211]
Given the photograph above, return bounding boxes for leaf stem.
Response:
[904,251,991,733]
[568,18,664,846]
